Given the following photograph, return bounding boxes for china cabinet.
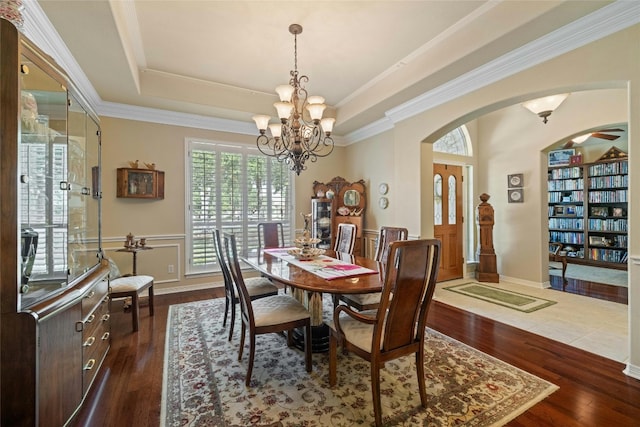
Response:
[312,177,366,256]
[547,151,627,270]
[0,19,109,426]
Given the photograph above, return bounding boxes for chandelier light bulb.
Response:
[274,102,294,120]
[307,95,325,105]
[275,84,295,102]
[268,123,282,139]
[252,115,271,132]
[320,118,335,134]
[306,103,326,121]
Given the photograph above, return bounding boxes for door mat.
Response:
[443,282,557,313]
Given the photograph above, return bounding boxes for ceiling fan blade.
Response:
[563,140,574,149]
[591,132,620,140]
[596,128,624,133]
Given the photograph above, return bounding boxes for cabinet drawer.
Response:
[83,297,110,340]
[82,279,109,318]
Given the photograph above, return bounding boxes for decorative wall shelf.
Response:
[117,168,165,199]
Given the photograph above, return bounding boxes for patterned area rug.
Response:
[161,297,558,426]
[444,282,557,313]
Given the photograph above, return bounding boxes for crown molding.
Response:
[383,1,640,128]
[24,1,639,144]
[99,101,257,135]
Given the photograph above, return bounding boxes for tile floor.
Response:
[433,278,629,363]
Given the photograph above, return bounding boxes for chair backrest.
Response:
[549,242,563,255]
[258,222,285,249]
[213,229,235,300]
[373,239,440,354]
[374,226,409,264]
[334,223,357,254]
[223,232,255,327]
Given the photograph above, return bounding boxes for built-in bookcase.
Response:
[548,158,628,269]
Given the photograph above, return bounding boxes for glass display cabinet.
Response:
[1,19,109,426]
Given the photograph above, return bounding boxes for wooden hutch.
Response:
[312,177,367,256]
[0,19,109,426]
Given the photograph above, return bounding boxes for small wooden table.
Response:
[117,246,153,275]
[242,250,384,352]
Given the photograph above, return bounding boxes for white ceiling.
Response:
[30,1,624,138]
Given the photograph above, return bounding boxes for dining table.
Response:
[241,248,384,352]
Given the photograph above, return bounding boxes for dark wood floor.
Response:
[71,280,639,427]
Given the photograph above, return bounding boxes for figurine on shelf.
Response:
[128,160,139,168]
[125,232,135,248]
[144,162,156,170]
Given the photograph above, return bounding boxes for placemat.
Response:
[264,248,377,280]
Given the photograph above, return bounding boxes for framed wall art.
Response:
[548,149,575,167]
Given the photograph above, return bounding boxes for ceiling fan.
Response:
[563,128,624,148]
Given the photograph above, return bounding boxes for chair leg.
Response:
[304,322,312,373]
[148,285,154,316]
[131,293,139,332]
[228,299,236,342]
[416,349,427,407]
[371,364,383,427]
[246,332,256,386]
[329,331,337,386]
[223,296,230,327]
[238,323,246,360]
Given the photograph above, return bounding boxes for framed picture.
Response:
[548,148,576,167]
[508,189,523,203]
[570,153,583,165]
[565,205,577,216]
[553,206,565,216]
[507,173,523,188]
[612,207,625,217]
[590,206,609,217]
[589,235,607,246]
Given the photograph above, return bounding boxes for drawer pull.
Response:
[85,291,95,299]
[84,359,96,371]
[83,336,96,347]
[85,314,95,324]
[101,332,110,340]
[101,313,110,322]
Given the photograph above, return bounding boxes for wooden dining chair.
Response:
[223,232,312,386]
[213,229,278,341]
[329,239,440,427]
[257,222,285,249]
[339,226,408,311]
[334,223,357,254]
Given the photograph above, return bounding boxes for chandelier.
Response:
[253,24,335,175]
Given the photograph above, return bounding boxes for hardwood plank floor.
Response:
[71,283,639,427]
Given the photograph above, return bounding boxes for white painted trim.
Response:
[623,363,640,380]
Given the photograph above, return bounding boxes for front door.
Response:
[433,164,464,281]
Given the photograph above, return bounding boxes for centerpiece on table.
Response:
[288,213,324,260]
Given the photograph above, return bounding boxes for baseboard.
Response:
[623,363,640,380]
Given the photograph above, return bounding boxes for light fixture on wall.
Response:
[253,24,335,175]
[522,93,569,124]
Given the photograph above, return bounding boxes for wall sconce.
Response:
[522,93,570,124]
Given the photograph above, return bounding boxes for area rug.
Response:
[549,263,628,287]
[443,282,557,313]
[161,296,558,426]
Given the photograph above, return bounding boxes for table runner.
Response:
[263,248,377,280]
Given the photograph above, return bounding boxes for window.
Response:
[186,139,293,274]
[20,135,68,279]
[433,126,472,156]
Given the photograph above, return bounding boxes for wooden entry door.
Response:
[433,164,464,281]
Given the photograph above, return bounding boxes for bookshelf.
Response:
[548,158,627,270]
